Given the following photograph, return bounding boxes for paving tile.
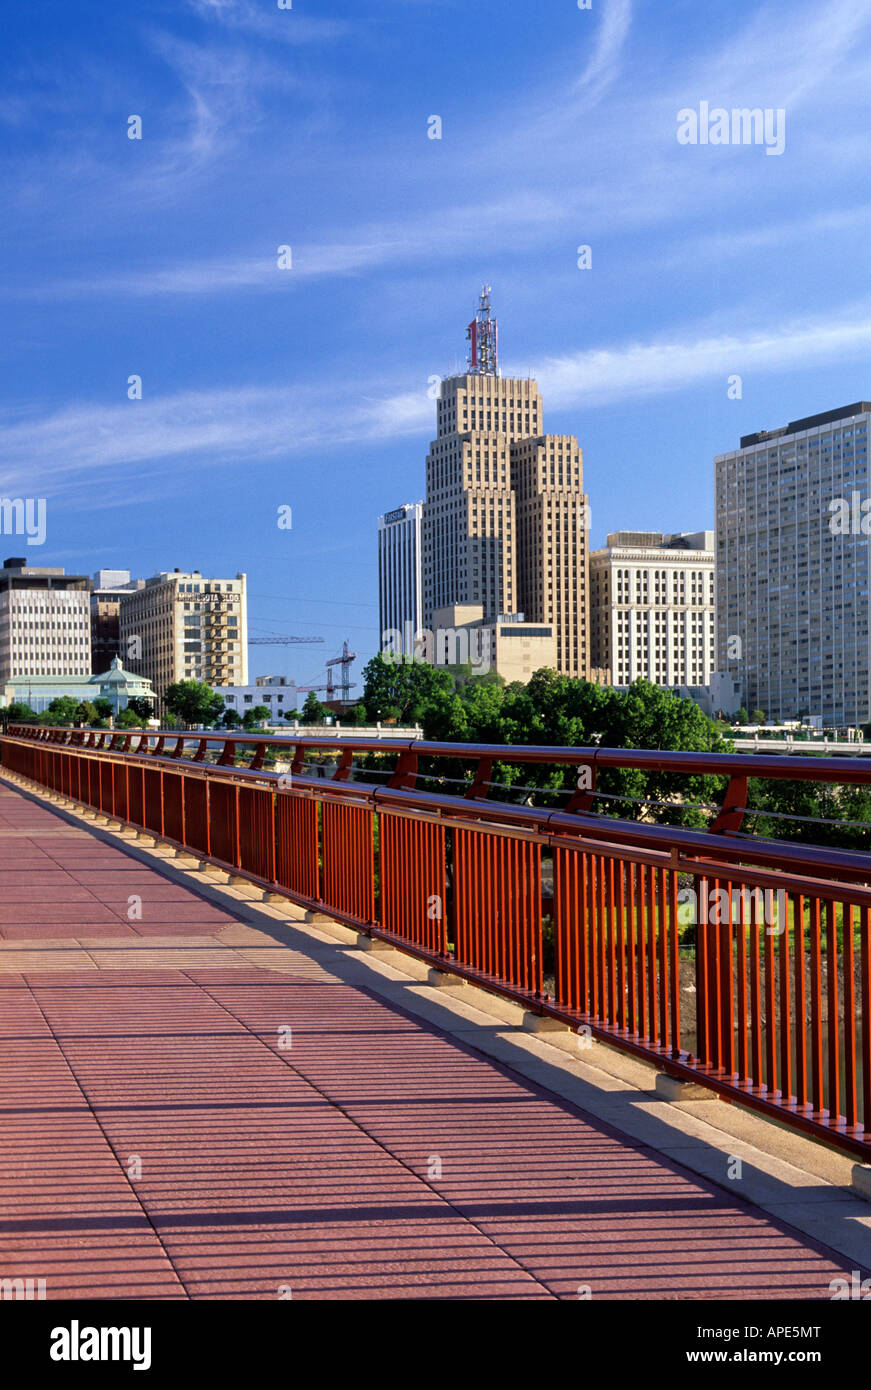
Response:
[0,777,866,1301]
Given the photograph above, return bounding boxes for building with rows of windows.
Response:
[589,532,716,688]
[715,402,871,724]
[0,557,92,683]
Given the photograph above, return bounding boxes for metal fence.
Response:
[3,723,871,1160]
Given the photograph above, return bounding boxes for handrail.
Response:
[9,723,871,782]
[4,720,871,1160]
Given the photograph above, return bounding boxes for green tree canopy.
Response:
[242,704,271,729]
[41,696,80,726]
[4,701,37,724]
[164,681,225,729]
[126,696,154,721]
[116,706,145,728]
[359,653,455,727]
[73,700,98,727]
[299,691,328,725]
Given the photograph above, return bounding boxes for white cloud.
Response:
[534,308,871,408]
[574,0,633,105]
[5,303,871,497]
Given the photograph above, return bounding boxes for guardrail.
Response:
[3,723,871,1160]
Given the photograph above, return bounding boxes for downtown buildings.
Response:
[715,402,871,725]
[0,558,252,716]
[380,288,591,680]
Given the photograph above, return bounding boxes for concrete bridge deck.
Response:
[0,773,868,1301]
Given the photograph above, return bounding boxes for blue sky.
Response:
[2,0,871,690]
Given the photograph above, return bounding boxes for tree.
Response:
[3,701,37,724]
[93,698,113,720]
[242,704,271,729]
[359,653,454,726]
[41,696,80,726]
[221,708,243,729]
[300,691,328,725]
[127,696,154,721]
[735,707,749,725]
[73,701,98,727]
[116,706,145,728]
[752,709,767,725]
[164,681,226,729]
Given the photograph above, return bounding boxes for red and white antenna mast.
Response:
[466,284,499,377]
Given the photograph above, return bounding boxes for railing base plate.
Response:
[656,1073,722,1102]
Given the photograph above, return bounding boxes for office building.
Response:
[589,532,716,687]
[119,568,248,701]
[715,402,871,723]
[0,556,91,683]
[378,502,423,656]
[420,288,590,677]
[90,569,145,673]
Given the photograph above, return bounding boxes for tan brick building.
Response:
[119,569,248,702]
[421,289,590,678]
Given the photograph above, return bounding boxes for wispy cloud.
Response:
[535,306,871,410]
[185,0,351,44]
[574,0,633,105]
[6,302,871,497]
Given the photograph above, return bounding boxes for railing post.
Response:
[466,757,493,800]
[711,774,748,834]
[388,751,418,790]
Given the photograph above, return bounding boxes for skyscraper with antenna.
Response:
[421,288,591,678]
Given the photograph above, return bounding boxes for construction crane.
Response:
[296,640,358,704]
[249,636,324,645]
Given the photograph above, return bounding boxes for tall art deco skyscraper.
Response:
[421,288,590,677]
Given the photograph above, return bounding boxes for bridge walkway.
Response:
[0,776,861,1300]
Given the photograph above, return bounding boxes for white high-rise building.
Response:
[378,502,423,656]
[0,556,91,682]
[715,401,871,724]
[589,532,716,687]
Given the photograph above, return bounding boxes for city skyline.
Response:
[3,0,871,683]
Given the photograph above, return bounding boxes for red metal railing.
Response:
[3,723,871,1160]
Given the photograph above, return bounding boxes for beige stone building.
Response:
[421,288,589,678]
[430,603,556,683]
[512,434,589,678]
[590,532,716,687]
[119,569,248,701]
